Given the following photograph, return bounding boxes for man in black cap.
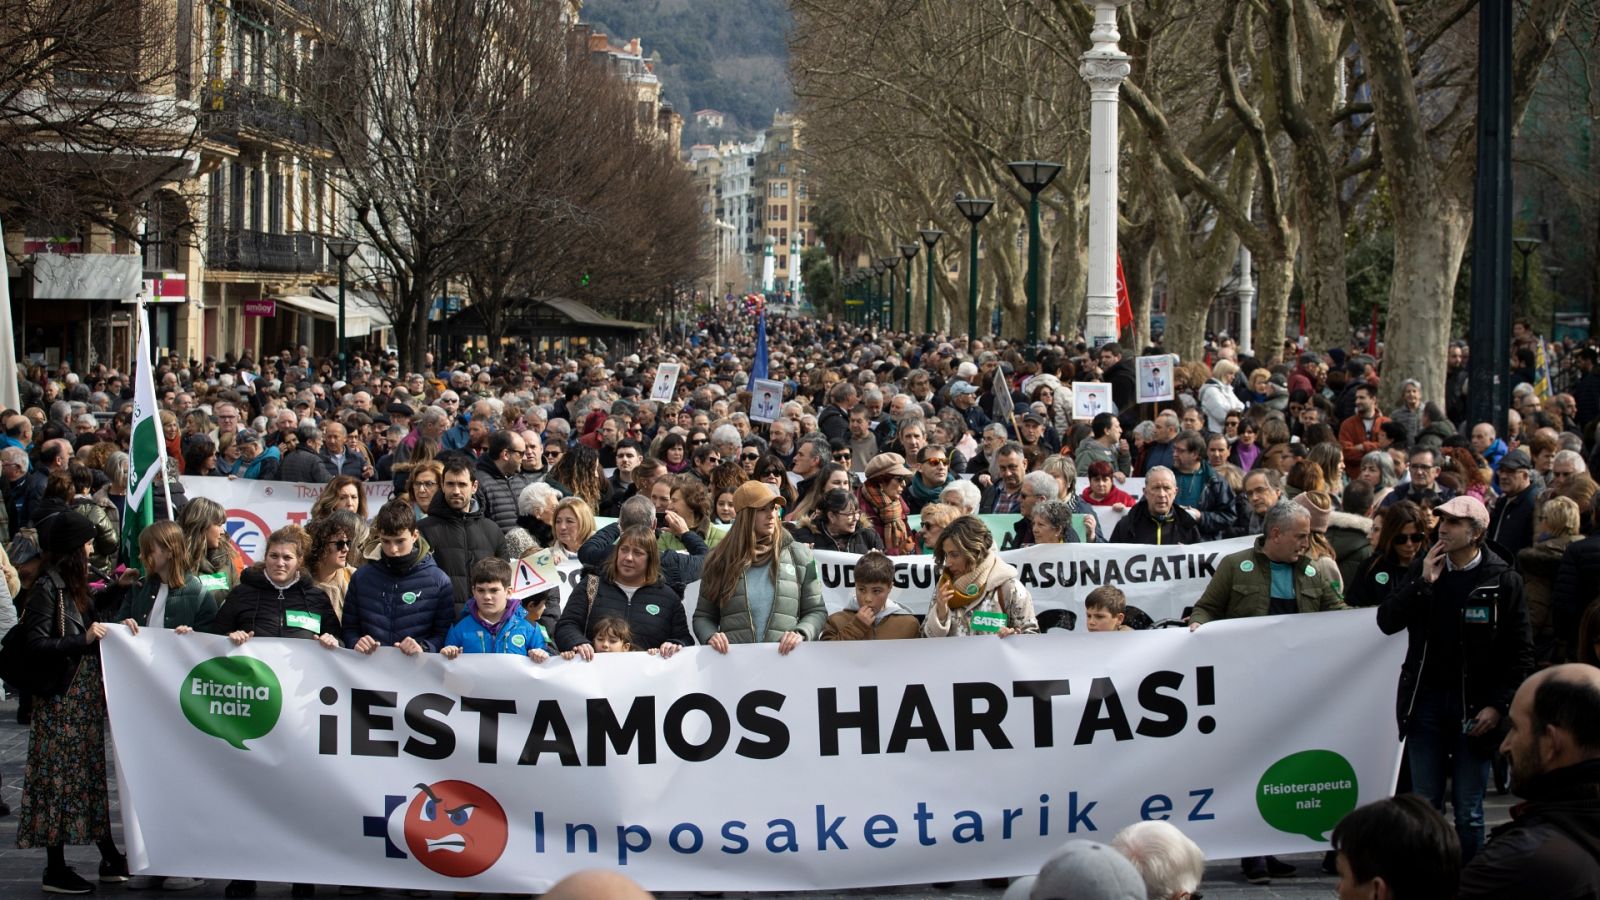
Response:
[1488,450,1542,557]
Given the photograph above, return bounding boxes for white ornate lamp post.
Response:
[1080,0,1133,347]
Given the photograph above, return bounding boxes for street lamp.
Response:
[326,236,360,380]
[919,229,944,335]
[899,243,919,333]
[1513,234,1542,319]
[882,255,901,332]
[1007,161,1064,345]
[872,260,887,330]
[954,194,994,339]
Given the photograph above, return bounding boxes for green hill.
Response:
[582,0,793,142]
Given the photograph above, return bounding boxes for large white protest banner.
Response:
[103,615,1404,892]
[814,536,1253,624]
[181,476,395,562]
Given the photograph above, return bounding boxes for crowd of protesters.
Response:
[0,308,1596,898]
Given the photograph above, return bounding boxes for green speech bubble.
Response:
[179,657,283,750]
[1256,749,1360,841]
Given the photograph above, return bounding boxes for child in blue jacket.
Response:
[441,558,549,660]
[344,500,454,655]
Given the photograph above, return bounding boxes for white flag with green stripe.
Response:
[122,298,168,567]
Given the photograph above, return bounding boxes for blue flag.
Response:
[748,310,769,390]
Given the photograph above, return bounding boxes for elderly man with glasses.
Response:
[1381,447,1459,509]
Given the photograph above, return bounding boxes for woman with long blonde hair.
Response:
[693,482,826,654]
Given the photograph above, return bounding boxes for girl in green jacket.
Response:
[695,481,827,654]
[115,520,216,632]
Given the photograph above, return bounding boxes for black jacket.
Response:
[277,446,332,484]
[577,523,708,589]
[1378,549,1533,739]
[1103,359,1137,425]
[1459,758,1600,899]
[209,569,339,640]
[818,405,849,443]
[1554,533,1600,659]
[1109,499,1203,545]
[789,523,883,555]
[20,569,96,698]
[473,457,530,532]
[418,493,507,611]
[1347,553,1411,609]
[1488,483,1542,560]
[555,573,693,651]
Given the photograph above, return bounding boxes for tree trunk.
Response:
[1255,248,1296,365]
[1294,171,1349,354]
[1122,223,1157,353]
[1381,199,1471,409]
[1163,254,1221,364]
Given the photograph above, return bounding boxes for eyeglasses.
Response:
[544,450,563,460]
[332,540,351,550]
[1396,533,1426,545]
[740,452,760,462]
[705,456,721,465]
[691,438,708,446]
[1409,464,1437,473]
[834,452,851,461]
[925,459,948,467]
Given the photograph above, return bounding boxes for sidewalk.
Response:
[0,697,1511,899]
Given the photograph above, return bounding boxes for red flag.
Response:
[1115,254,1133,334]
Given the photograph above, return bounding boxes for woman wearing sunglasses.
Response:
[307,511,364,621]
[1347,500,1427,608]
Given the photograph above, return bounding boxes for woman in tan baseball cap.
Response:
[693,481,827,654]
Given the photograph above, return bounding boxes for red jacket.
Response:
[1338,414,1390,469]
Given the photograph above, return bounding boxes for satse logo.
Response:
[363,781,508,878]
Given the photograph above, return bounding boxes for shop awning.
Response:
[312,287,392,336]
[272,293,341,323]
[31,253,142,300]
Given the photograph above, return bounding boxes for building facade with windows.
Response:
[755,115,811,297]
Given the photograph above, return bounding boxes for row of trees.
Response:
[299,0,705,367]
[791,0,1575,405]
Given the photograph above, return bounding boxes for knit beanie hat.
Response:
[1295,490,1333,533]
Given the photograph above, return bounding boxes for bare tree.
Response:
[1344,0,1572,407]
[0,0,200,242]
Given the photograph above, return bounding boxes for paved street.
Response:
[0,697,1511,899]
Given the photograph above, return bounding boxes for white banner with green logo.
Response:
[102,612,1404,892]
[812,536,1257,625]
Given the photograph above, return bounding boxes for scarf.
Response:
[378,546,421,576]
[906,473,947,509]
[940,552,1006,609]
[862,480,913,554]
[750,531,777,568]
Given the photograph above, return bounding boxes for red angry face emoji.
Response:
[401,781,508,878]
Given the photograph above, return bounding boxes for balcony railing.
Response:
[206,228,329,273]
[202,84,327,148]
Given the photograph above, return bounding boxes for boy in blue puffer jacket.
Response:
[441,558,550,660]
[344,500,454,655]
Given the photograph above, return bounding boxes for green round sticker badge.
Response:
[1375,571,1390,585]
[646,604,661,615]
[511,634,526,647]
[1304,565,1316,577]
[1240,560,1254,573]
[401,591,418,605]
